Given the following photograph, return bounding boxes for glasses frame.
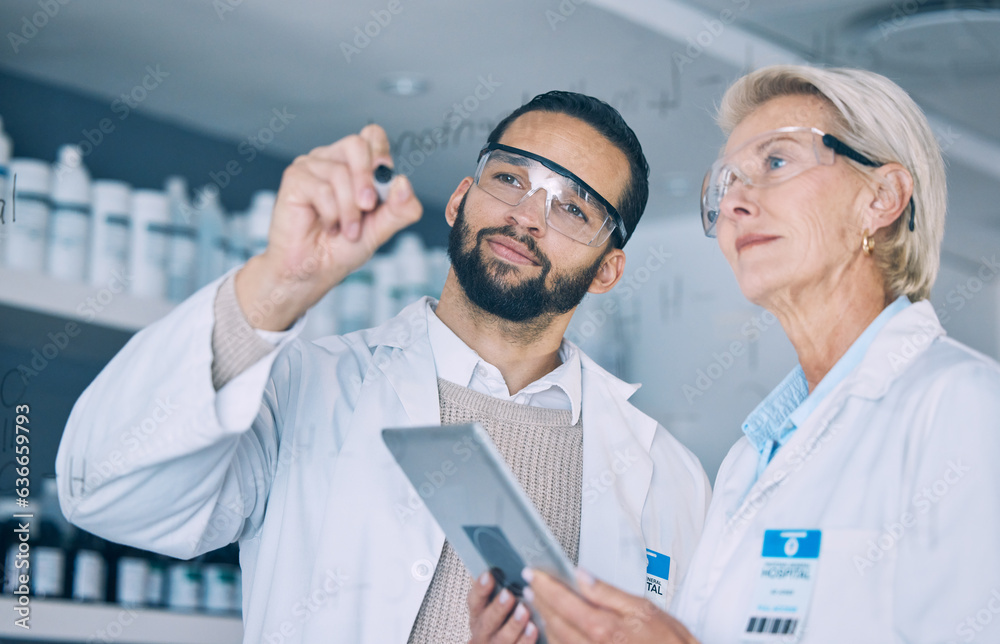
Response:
[701,126,916,237]
[475,142,628,247]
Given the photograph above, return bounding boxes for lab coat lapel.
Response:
[577,354,655,595]
[367,297,441,425]
[301,299,444,643]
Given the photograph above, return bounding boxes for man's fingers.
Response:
[322,162,363,241]
[359,123,392,166]
[360,174,422,248]
[279,161,339,229]
[335,134,379,213]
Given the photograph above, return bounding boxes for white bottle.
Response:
[4,158,50,273]
[165,176,197,302]
[47,145,92,282]
[225,208,249,272]
[247,190,275,259]
[167,560,203,611]
[336,266,374,334]
[89,180,132,288]
[129,190,171,299]
[194,184,227,287]
[370,255,398,325]
[393,232,430,311]
[0,117,12,265]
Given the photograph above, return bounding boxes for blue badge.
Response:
[761,530,821,559]
[644,549,671,610]
[646,549,671,580]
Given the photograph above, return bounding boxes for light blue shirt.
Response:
[742,295,912,483]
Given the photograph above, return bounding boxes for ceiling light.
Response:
[379,74,429,97]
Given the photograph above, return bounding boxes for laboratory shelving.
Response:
[0,597,242,643]
[0,266,175,333]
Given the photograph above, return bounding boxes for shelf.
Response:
[0,597,242,643]
[0,267,175,333]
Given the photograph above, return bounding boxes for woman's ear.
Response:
[867,163,914,233]
[445,177,475,227]
[588,247,626,295]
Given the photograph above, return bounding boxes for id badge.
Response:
[644,549,671,610]
[742,530,821,643]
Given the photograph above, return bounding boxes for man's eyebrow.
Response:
[490,151,533,167]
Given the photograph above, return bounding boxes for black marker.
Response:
[373,165,394,204]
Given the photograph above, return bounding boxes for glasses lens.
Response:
[699,128,833,237]
[475,149,615,246]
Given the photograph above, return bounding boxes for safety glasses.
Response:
[474,143,626,247]
[700,126,916,237]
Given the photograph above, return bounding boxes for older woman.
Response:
[470,65,1000,643]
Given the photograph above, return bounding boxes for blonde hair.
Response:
[718,65,946,301]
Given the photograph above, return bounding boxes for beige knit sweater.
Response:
[407,379,583,644]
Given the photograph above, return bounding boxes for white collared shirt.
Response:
[424,301,582,425]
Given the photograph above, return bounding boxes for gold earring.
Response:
[862,229,875,256]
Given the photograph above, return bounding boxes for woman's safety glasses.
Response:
[474,143,627,247]
[700,126,915,237]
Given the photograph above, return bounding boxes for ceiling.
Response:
[1,0,998,242]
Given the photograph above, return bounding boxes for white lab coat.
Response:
[672,301,1000,644]
[56,270,710,643]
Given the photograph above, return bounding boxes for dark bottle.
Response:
[166,554,203,612]
[145,551,169,608]
[32,515,68,598]
[67,528,107,602]
[34,476,72,598]
[114,544,151,607]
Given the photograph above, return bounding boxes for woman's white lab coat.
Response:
[672,301,1000,644]
[55,271,710,643]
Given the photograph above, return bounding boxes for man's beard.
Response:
[446,194,607,323]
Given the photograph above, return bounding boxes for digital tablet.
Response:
[382,423,578,638]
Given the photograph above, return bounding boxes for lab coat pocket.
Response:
[803,529,894,644]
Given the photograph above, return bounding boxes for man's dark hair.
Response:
[486,90,650,248]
